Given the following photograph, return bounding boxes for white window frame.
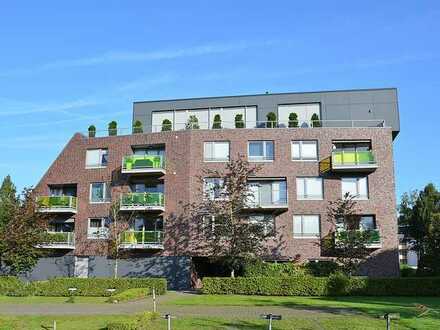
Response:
[203,141,230,162]
[89,182,111,204]
[203,178,226,201]
[85,149,108,169]
[248,141,274,162]
[248,214,275,237]
[296,177,324,200]
[291,140,318,161]
[341,177,369,200]
[87,218,109,239]
[293,215,320,238]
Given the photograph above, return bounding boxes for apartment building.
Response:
[32,88,400,289]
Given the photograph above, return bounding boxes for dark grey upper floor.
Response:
[133,88,400,138]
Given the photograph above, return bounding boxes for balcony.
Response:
[37,196,77,213]
[119,230,164,249]
[39,232,75,249]
[335,229,381,249]
[120,192,165,212]
[121,155,165,175]
[331,151,378,172]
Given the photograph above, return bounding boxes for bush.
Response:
[107,312,159,330]
[0,276,34,297]
[235,114,244,128]
[266,112,277,128]
[305,260,340,277]
[212,114,222,129]
[400,264,417,277]
[161,119,172,131]
[185,115,199,130]
[288,113,298,128]
[132,120,143,134]
[108,121,118,136]
[311,113,321,127]
[88,125,96,137]
[107,320,138,330]
[202,276,440,296]
[243,261,307,277]
[107,288,152,303]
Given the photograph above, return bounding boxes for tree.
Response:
[235,114,244,128]
[311,113,321,127]
[88,125,96,138]
[326,193,374,275]
[161,119,172,131]
[108,121,118,136]
[185,115,200,130]
[132,120,143,134]
[288,113,298,128]
[266,112,277,128]
[184,157,270,277]
[212,114,222,129]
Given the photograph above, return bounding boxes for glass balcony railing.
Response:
[121,155,165,173]
[335,229,381,248]
[120,192,164,210]
[37,196,77,212]
[120,230,163,248]
[331,151,377,170]
[41,232,75,249]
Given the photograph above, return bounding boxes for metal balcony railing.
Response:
[331,150,377,171]
[121,155,165,173]
[41,232,75,248]
[335,229,381,247]
[37,196,77,212]
[120,230,163,248]
[120,192,164,210]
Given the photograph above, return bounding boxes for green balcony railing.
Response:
[43,232,75,247]
[332,150,376,167]
[335,229,381,246]
[121,230,163,246]
[37,196,77,210]
[122,155,165,171]
[120,192,164,208]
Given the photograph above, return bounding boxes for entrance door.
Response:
[74,257,89,278]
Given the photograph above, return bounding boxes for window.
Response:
[248,141,274,161]
[248,214,275,236]
[247,180,287,206]
[293,215,320,238]
[204,142,230,161]
[341,177,368,199]
[292,141,318,161]
[204,178,226,200]
[296,177,323,200]
[359,215,375,231]
[87,218,109,239]
[89,182,111,203]
[49,222,74,233]
[86,149,108,168]
[336,215,376,231]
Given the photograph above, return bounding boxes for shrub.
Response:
[161,119,172,131]
[88,125,96,137]
[305,260,340,277]
[0,276,34,296]
[400,264,417,277]
[327,272,350,296]
[212,114,222,129]
[107,288,152,303]
[108,121,118,136]
[132,120,143,134]
[311,113,321,127]
[235,114,244,128]
[266,112,277,128]
[107,312,159,330]
[107,320,138,330]
[288,113,298,128]
[243,261,308,277]
[185,115,199,129]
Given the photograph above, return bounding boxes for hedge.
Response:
[202,276,440,296]
[107,288,153,303]
[243,260,340,277]
[107,312,159,330]
[0,277,166,297]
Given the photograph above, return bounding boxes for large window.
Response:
[204,178,226,200]
[291,141,318,161]
[248,214,275,236]
[85,149,108,168]
[296,177,323,200]
[247,180,287,206]
[293,215,320,238]
[87,218,109,239]
[359,215,375,231]
[341,177,368,199]
[89,182,111,203]
[248,141,274,161]
[204,142,230,162]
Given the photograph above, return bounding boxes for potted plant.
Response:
[266,112,277,128]
[132,120,143,134]
[108,121,117,136]
[185,115,200,130]
[311,113,321,127]
[235,114,244,128]
[212,114,222,129]
[288,113,298,128]
[161,119,172,131]
[88,125,96,138]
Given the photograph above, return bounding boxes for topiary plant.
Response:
[88,125,96,138]
[288,113,298,128]
[185,115,199,130]
[311,113,321,127]
[161,119,172,131]
[235,114,244,128]
[132,120,143,134]
[266,112,277,128]
[212,114,222,129]
[108,121,117,136]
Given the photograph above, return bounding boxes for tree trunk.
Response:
[230,268,235,278]
[114,257,118,279]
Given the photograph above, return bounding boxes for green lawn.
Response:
[0,296,108,304]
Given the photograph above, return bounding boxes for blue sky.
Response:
[0,1,439,200]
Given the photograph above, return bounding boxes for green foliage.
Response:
[305,260,340,276]
[106,287,152,303]
[185,115,200,129]
[311,113,321,127]
[235,114,244,128]
[161,119,172,131]
[107,312,159,330]
[132,120,143,134]
[107,320,138,330]
[288,112,298,127]
[202,276,440,296]
[0,175,17,230]
[400,264,417,277]
[266,112,277,128]
[243,261,308,277]
[0,276,34,296]
[88,125,96,137]
[108,121,118,136]
[212,114,222,129]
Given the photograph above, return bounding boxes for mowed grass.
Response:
[0,296,108,304]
